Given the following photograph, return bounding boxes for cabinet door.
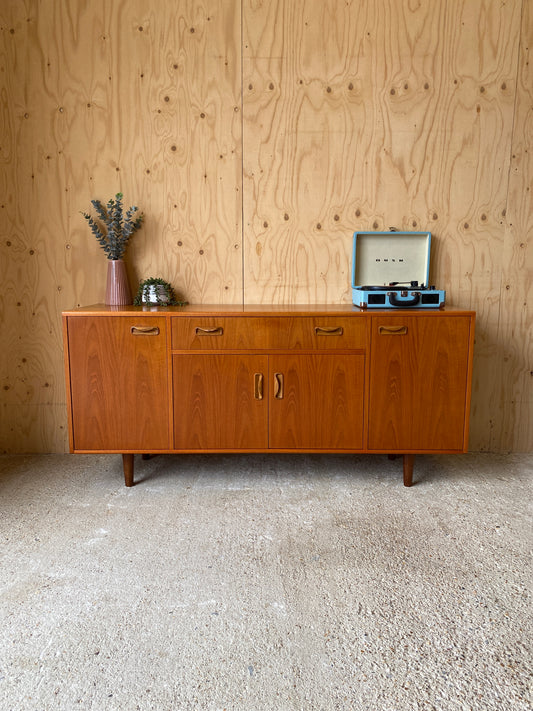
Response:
[67,316,169,451]
[173,355,268,449]
[269,354,365,449]
[368,316,472,451]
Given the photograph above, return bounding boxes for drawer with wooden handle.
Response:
[279,317,368,350]
[171,317,270,350]
[172,316,368,351]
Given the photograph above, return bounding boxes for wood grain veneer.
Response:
[66,316,169,451]
[368,315,473,451]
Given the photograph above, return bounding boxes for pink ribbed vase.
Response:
[105,259,132,306]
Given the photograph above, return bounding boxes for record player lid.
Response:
[352,231,431,289]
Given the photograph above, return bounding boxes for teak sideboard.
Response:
[62,305,475,487]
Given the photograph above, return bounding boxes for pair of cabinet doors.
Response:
[173,353,365,450]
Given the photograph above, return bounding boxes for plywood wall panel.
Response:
[243,0,377,303]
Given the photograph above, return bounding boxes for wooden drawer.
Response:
[171,316,367,350]
[171,317,270,350]
[277,317,367,350]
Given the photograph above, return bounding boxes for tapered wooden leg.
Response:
[403,453,415,487]
[122,453,134,487]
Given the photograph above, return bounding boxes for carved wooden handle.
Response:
[315,326,344,336]
[195,326,224,336]
[378,325,408,335]
[254,373,264,400]
[130,326,160,336]
[274,372,284,399]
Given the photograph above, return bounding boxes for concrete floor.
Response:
[0,452,531,710]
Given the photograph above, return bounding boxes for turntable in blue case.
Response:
[351,230,446,309]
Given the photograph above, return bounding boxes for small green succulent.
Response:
[82,192,143,260]
[133,277,188,306]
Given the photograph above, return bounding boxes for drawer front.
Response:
[171,318,270,350]
[279,317,367,350]
[172,316,367,351]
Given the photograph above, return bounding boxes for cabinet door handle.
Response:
[315,326,343,336]
[378,325,408,335]
[274,372,284,399]
[195,326,224,336]
[254,373,264,400]
[131,326,160,336]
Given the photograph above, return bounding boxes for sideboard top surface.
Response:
[63,304,476,317]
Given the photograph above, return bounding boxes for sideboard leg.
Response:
[403,454,415,487]
[122,453,134,487]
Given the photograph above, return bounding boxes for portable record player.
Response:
[351,230,446,309]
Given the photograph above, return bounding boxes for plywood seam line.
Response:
[240,0,245,307]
